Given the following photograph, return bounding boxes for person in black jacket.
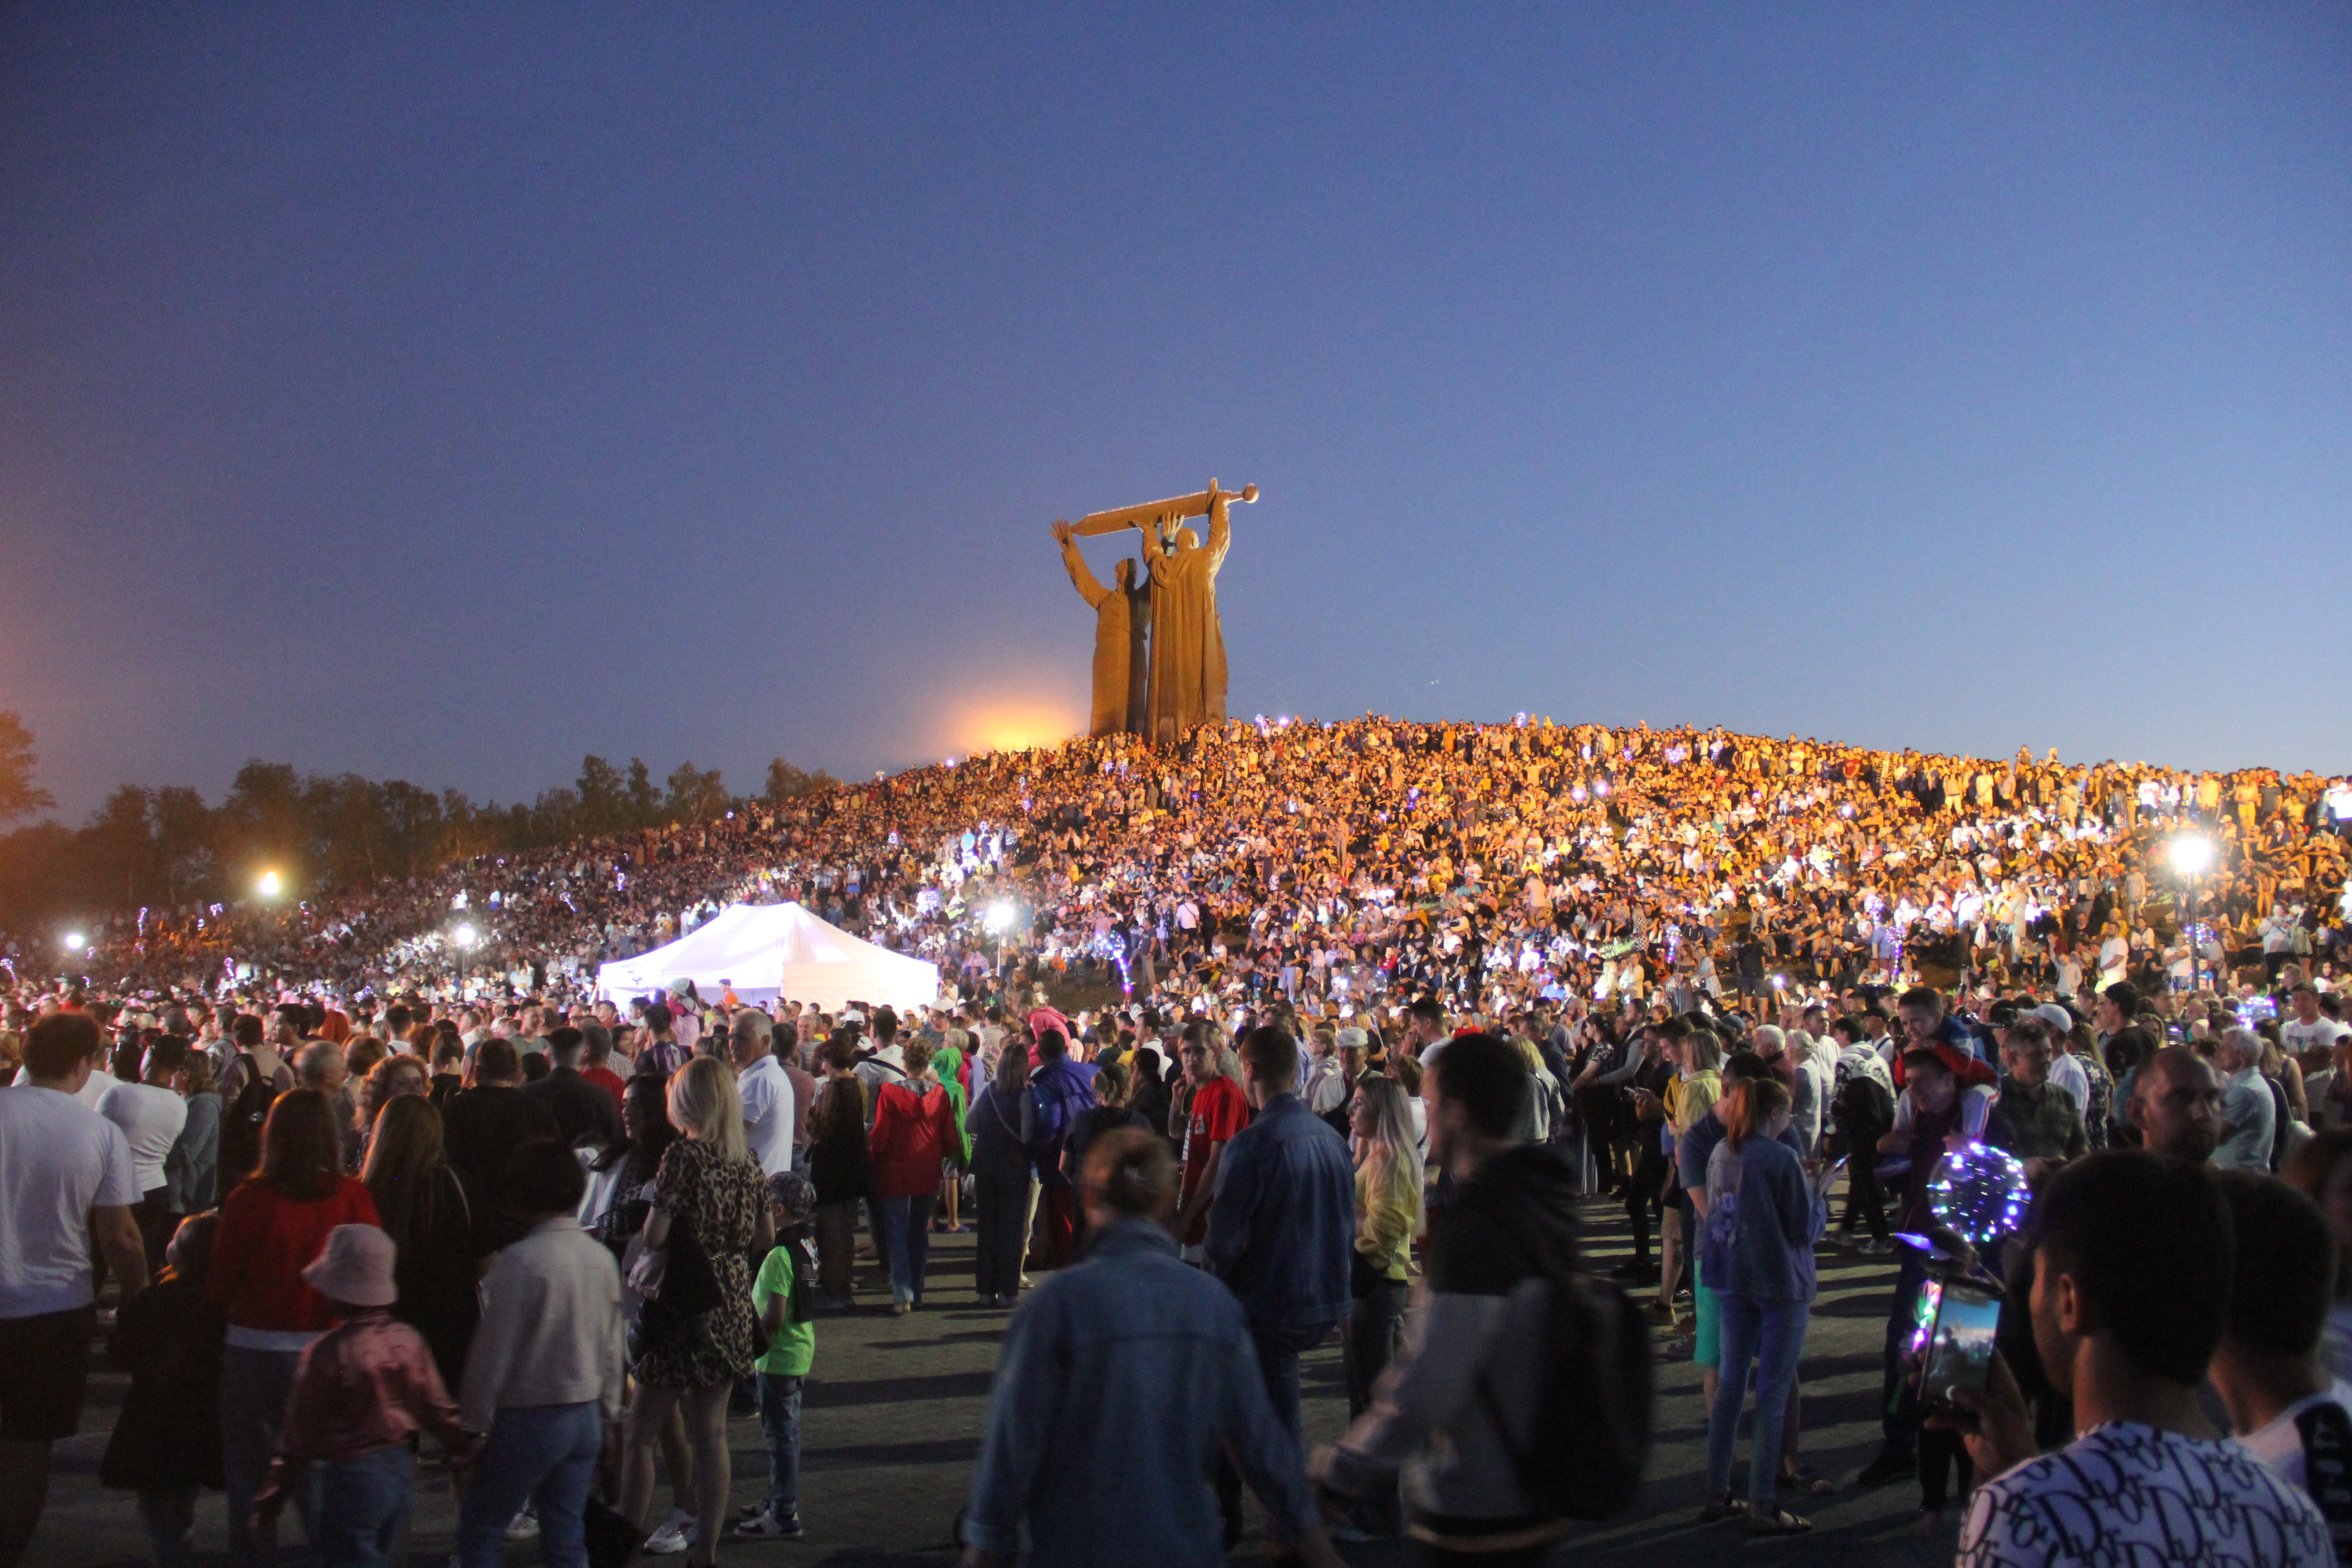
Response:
[520,1027,624,1151]
[103,1214,227,1568]
[439,1038,558,1249]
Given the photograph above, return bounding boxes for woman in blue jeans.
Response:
[454,1139,627,1568]
[1696,1077,1826,1536]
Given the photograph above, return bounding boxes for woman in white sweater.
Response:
[454,1137,627,1568]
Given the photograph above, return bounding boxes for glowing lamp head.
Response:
[2171,835,2213,878]
[453,923,478,949]
[63,931,84,952]
[985,903,1015,934]
[257,871,282,897]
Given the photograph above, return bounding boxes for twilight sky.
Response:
[3,5,2347,821]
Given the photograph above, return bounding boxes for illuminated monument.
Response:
[1050,480,1257,744]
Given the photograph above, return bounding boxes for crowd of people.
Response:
[40,720,2352,1036]
[4,718,2352,1568]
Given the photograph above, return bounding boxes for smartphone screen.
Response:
[1921,1283,2002,1411]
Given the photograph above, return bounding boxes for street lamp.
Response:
[257,870,282,898]
[452,922,479,991]
[62,931,83,953]
[2171,833,2213,994]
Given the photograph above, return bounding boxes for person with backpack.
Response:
[1313,1031,1650,1566]
[217,1013,295,1193]
[1022,1029,1096,1270]
[968,1046,1032,1310]
[1695,1077,1828,1535]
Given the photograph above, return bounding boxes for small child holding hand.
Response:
[252,1224,478,1566]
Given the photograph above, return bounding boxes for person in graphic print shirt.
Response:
[1173,1025,1248,1263]
[1940,1150,2330,1568]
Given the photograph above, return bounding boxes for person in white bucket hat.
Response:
[253,1223,475,1568]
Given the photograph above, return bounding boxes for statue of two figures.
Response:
[1052,480,1257,745]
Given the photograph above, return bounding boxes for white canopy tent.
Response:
[593,902,940,1014]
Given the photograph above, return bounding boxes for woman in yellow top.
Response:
[1651,1027,1723,1330]
[1337,1076,1424,1540]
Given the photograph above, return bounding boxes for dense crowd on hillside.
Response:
[40,720,2352,1024]
[6,718,2352,1568]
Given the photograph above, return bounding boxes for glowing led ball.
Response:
[1927,1143,2029,1245]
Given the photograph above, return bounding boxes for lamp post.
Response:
[2170,834,2213,995]
[453,923,478,995]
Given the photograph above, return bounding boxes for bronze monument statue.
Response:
[1052,519,1152,737]
[1051,480,1257,743]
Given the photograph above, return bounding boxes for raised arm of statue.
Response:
[1146,528,1177,587]
[1204,483,1234,577]
[1054,521,1111,610]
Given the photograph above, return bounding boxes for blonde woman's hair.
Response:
[1686,1029,1725,1073]
[1354,1076,1425,1194]
[667,1056,750,1164]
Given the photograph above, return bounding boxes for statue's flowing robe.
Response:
[1146,505,1230,745]
[1061,541,1149,737]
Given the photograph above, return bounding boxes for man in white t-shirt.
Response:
[98,1035,190,1269]
[0,1013,147,1568]
[2207,1169,2352,1560]
[2283,986,2351,1062]
[2034,1003,2092,1116]
[1943,1151,2329,1568]
[730,1009,796,1178]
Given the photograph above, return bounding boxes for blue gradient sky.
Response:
[4,5,2347,818]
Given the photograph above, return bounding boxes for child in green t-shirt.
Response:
[735,1171,818,1540]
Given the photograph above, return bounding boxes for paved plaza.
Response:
[34,1195,1965,1568]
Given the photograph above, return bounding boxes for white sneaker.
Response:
[644,1510,698,1555]
[503,1509,540,1542]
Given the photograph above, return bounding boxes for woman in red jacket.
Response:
[208,1088,379,1568]
[865,1040,964,1314]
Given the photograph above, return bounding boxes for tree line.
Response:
[0,712,837,931]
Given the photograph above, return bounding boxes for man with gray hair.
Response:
[295,1039,361,1171]
[2213,1028,2278,1172]
[732,1008,795,1177]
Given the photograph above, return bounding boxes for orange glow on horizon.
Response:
[953,701,1082,757]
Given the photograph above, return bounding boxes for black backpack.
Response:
[218,1052,275,1185]
[1470,1174,1655,1522]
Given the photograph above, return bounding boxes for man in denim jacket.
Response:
[960,1129,1342,1568]
[1206,1024,1357,1440]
